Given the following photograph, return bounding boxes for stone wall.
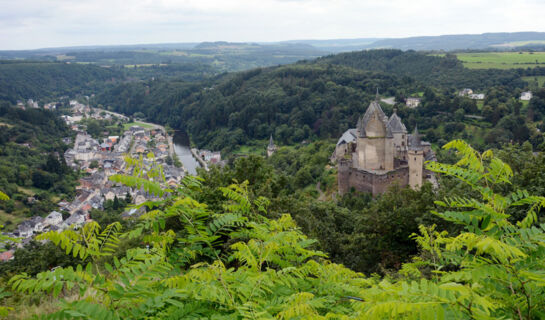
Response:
[338,164,409,196]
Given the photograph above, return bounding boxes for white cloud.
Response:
[0,0,544,49]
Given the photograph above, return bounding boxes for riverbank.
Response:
[191,148,209,171]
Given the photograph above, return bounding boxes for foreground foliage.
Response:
[5,140,545,319]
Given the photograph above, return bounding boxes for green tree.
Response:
[8,141,545,319]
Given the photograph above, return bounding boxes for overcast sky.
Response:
[1,0,544,50]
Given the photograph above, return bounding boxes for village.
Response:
[1,99,221,257]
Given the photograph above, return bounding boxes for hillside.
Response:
[0,106,78,227]
[0,61,120,104]
[96,62,417,151]
[5,33,545,76]
[0,42,325,73]
[96,49,538,152]
[315,49,528,89]
[364,32,545,51]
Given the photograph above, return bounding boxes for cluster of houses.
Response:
[1,106,185,261]
[130,126,171,159]
[196,149,222,164]
[15,99,61,110]
[15,99,40,109]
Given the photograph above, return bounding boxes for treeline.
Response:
[0,61,120,104]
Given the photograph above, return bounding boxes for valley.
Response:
[2,32,545,319]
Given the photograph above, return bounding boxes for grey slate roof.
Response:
[337,129,357,146]
[409,126,423,150]
[358,99,393,138]
[268,135,275,149]
[387,112,407,133]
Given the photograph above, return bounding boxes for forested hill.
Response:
[315,49,527,89]
[0,105,78,220]
[0,61,120,104]
[96,63,417,151]
[95,49,533,151]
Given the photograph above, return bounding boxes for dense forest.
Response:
[3,140,545,319]
[315,49,529,89]
[0,61,120,105]
[94,49,544,153]
[0,105,78,227]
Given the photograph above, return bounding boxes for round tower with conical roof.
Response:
[408,126,424,189]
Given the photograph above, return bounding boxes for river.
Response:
[172,130,200,175]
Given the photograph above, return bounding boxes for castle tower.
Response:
[267,135,277,157]
[408,126,424,189]
[387,109,408,160]
[356,96,394,171]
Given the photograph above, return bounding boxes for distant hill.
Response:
[2,32,545,76]
[363,32,545,51]
[0,41,324,73]
[277,38,383,53]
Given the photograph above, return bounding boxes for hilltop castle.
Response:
[334,95,435,196]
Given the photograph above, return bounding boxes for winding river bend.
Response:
[172,130,200,175]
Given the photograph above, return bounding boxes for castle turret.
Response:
[408,126,424,189]
[267,135,277,157]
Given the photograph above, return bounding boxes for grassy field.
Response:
[0,209,26,231]
[491,40,545,48]
[454,52,545,69]
[231,142,266,156]
[522,76,545,88]
[123,121,155,131]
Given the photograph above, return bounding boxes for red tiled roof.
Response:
[0,250,14,261]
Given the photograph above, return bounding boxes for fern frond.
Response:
[109,174,170,197]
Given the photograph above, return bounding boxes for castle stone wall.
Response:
[339,165,409,196]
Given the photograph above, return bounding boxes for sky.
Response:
[0,0,544,50]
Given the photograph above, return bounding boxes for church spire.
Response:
[267,135,277,157]
[268,135,275,148]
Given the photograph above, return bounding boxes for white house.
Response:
[521,91,533,101]
[405,97,422,108]
[44,211,64,228]
[469,93,485,100]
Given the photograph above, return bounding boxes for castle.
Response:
[334,95,435,196]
